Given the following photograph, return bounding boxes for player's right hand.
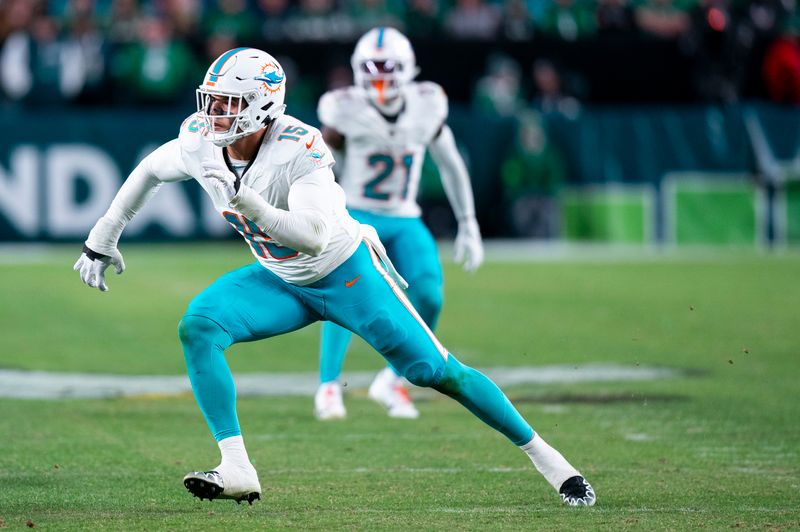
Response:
[455,217,484,273]
[73,245,125,292]
[201,159,239,203]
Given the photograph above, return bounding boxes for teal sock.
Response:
[319,321,353,383]
[178,315,240,441]
[433,355,534,446]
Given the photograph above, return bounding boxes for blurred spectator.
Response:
[106,0,141,45]
[531,59,581,118]
[257,0,291,42]
[502,0,534,41]
[745,0,790,39]
[537,0,596,41]
[64,4,108,104]
[63,0,95,22]
[203,0,258,43]
[0,0,36,100]
[283,0,357,42]
[205,30,237,63]
[501,111,567,237]
[162,0,202,41]
[473,54,524,116]
[111,16,197,104]
[405,0,441,38]
[28,15,87,104]
[349,0,405,34]
[763,31,800,104]
[525,0,550,22]
[685,0,753,103]
[1,3,93,105]
[596,0,635,33]
[635,0,690,39]
[444,0,502,40]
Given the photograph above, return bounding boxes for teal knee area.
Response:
[364,311,408,354]
[403,358,445,388]
[431,355,467,395]
[179,315,231,368]
[406,277,443,327]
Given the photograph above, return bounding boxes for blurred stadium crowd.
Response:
[2,0,800,242]
[1,0,800,108]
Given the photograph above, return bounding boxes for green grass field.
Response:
[1,243,799,530]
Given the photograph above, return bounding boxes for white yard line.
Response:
[1,241,791,266]
[0,364,680,400]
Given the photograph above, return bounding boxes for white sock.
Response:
[519,433,580,491]
[218,435,252,470]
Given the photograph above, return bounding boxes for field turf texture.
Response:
[0,243,798,530]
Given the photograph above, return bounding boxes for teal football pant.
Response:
[319,209,443,383]
[179,242,534,446]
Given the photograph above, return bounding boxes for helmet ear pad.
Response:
[238,116,252,131]
[254,102,274,127]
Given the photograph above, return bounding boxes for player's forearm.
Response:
[430,125,477,222]
[85,139,187,254]
[85,163,162,254]
[230,186,331,257]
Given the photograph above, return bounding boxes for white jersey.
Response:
[177,112,362,285]
[318,81,448,217]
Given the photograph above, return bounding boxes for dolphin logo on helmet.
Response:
[254,63,285,93]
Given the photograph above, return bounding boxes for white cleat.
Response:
[314,381,347,420]
[183,462,262,504]
[368,368,420,419]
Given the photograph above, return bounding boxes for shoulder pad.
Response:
[414,81,449,121]
[317,86,366,132]
[269,115,334,180]
[269,115,319,164]
[178,112,212,154]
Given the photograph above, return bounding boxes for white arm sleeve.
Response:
[428,125,477,222]
[230,167,333,257]
[85,139,189,254]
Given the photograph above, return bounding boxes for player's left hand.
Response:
[455,217,484,273]
[73,244,125,292]
[201,159,240,203]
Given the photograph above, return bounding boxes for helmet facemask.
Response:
[197,88,278,147]
[356,59,407,106]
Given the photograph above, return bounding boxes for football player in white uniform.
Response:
[313,27,484,420]
[73,48,595,507]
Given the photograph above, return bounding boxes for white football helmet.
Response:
[196,47,287,147]
[351,27,419,106]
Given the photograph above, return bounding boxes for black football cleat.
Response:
[559,475,596,506]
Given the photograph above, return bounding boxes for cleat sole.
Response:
[184,475,224,501]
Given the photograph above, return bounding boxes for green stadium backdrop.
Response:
[1,104,799,246]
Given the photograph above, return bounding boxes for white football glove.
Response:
[73,245,125,292]
[201,159,240,203]
[454,217,484,273]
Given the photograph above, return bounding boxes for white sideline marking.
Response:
[0,364,679,400]
[1,241,791,266]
